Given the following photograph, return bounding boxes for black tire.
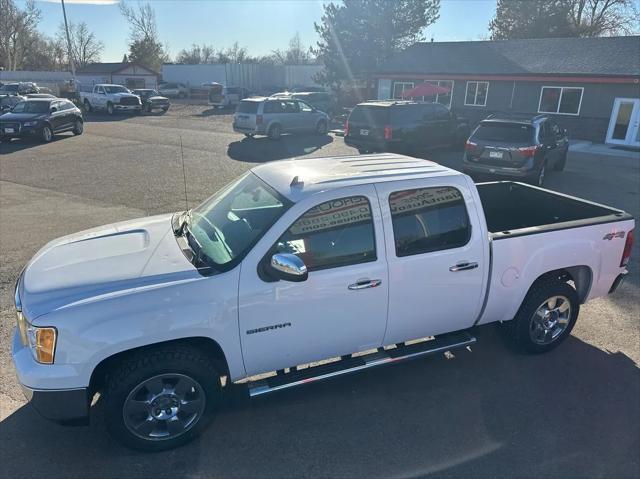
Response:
[162,106,169,113]
[104,345,222,451]
[145,103,152,113]
[505,279,579,354]
[84,100,92,113]
[533,160,547,187]
[357,148,370,154]
[244,133,254,139]
[268,123,282,140]
[316,119,328,135]
[106,102,114,115]
[553,149,568,171]
[41,124,53,143]
[72,119,83,136]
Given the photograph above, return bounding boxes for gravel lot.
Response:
[1,105,638,479]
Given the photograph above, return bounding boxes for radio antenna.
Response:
[179,135,189,210]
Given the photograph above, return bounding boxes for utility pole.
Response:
[61,0,76,78]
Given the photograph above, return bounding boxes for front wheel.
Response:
[41,124,53,143]
[104,345,222,451]
[83,100,92,113]
[316,120,328,135]
[106,102,114,115]
[505,279,579,354]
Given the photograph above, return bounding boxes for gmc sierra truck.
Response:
[12,154,634,451]
[79,84,141,115]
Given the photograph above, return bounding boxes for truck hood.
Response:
[112,92,138,98]
[19,214,197,321]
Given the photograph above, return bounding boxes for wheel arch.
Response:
[89,336,230,397]
[524,265,593,305]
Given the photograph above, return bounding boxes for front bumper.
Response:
[1,124,39,138]
[12,330,90,424]
[115,104,141,111]
[20,383,89,425]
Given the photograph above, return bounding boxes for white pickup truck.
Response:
[12,154,634,450]
[79,84,142,115]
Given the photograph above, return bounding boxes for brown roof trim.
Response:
[375,73,640,84]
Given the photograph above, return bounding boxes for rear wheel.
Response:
[84,100,92,113]
[104,345,222,451]
[72,119,83,136]
[506,279,579,354]
[268,123,282,140]
[316,119,328,135]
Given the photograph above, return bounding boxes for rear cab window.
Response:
[389,187,471,257]
[472,122,534,144]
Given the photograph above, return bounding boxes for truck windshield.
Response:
[103,86,129,94]
[185,172,289,270]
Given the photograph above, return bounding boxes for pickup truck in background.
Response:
[79,84,142,115]
[12,154,634,451]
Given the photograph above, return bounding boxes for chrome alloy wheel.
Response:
[529,295,571,345]
[123,373,206,441]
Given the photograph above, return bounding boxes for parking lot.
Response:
[1,105,639,478]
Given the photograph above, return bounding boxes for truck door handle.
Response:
[348,279,382,290]
[449,262,478,272]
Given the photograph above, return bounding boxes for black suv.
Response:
[344,100,469,154]
[0,98,83,143]
[463,115,569,186]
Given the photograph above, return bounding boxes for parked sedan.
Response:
[0,98,83,143]
[132,89,170,113]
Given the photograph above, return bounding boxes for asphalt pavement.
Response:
[1,105,638,479]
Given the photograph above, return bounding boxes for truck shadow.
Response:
[227,134,334,163]
[1,325,638,478]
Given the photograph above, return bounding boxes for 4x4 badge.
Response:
[603,231,625,240]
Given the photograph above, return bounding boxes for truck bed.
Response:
[476,182,630,237]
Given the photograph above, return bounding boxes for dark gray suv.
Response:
[463,115,569,186]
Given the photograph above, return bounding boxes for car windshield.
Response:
[185,172,288,270]
[0,84,19,92]
[473,123,534,143]
[11,101,50,113]
[104,85,129,94]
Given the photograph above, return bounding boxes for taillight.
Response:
[256,114,263,125]
[344,120,349,136]
[384,125,393,140]
[518,145,540,157]
[621,228,634,267]
[465,140,477,151]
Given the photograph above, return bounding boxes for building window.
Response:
[464,81,489,106]
[538,86,583,115]
[422,80,454,107]
[392,81,414,99]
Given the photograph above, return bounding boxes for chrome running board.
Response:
[247,331,476,397]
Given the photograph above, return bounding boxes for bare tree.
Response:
[119,1,168,70]
[176,43,216,64]
[57,21,103,68]
[0,0,42,70]
[569,0,639,36]
[271,32,314,65]
[215,42,250,63]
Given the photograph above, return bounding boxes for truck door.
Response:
[375,176,487,344]
[238,185,389,376]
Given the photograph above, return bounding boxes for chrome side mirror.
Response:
[269,253,308,282]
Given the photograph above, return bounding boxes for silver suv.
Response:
[233,97,330,140]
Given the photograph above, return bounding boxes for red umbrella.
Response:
[401,83,450,98]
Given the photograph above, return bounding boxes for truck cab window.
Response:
[273,196,376,271]
[389,187,471,257]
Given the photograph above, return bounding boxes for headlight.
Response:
[23,120,38,127]
[16,310,57,364]
[27,326,57,364]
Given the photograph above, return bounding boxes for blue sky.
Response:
[30,0,497,62]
